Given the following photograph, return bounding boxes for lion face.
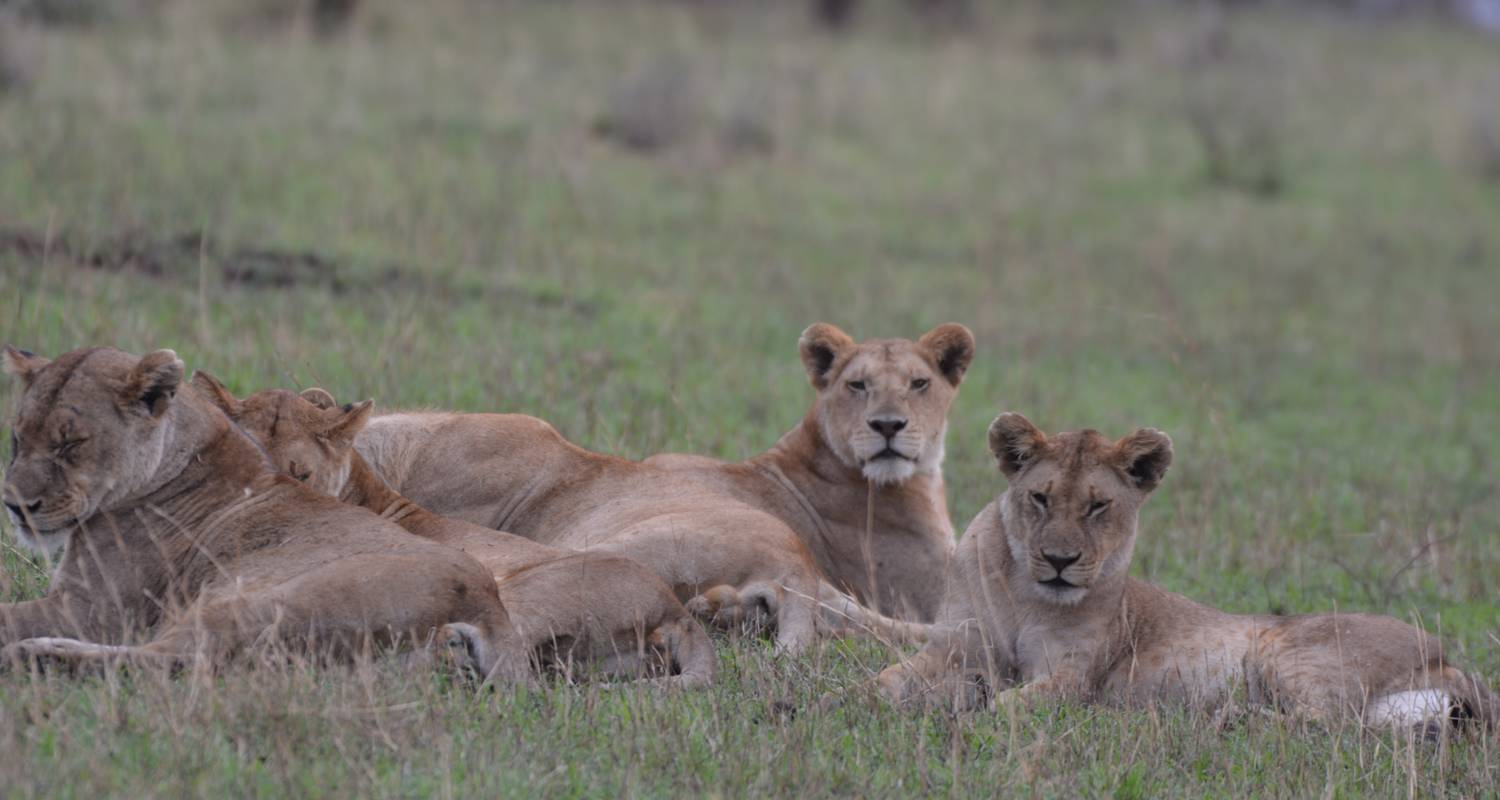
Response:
[3,346,185,555]
[193,375,370,498]
[986,412,1172,606]
[798,323,974,485]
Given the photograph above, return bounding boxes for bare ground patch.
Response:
[0,224,597,316]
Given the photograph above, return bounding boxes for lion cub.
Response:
[877,412,1496,730]
[0,346,529,682]
[196,377,714,685]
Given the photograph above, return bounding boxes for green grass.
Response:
[2,1,1499,795]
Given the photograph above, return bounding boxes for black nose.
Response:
[1043,551,1080,572]
[867,418,907,439]
[3,498,40,517]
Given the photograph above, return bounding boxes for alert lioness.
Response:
[350,323,971,649]
[0,346,528,682]
[877,413,1497,729]
[199,377,714,685]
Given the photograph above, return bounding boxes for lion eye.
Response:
[54,437,87,458]
[910,378,930,391]
[1030,492,1049,510]
[846,380,867,393]
[1087,499,1111,518]
[288,462,312,483]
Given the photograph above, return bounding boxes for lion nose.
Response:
[867,418,907,439]
[1042,551,1080,572]
[3,498,40,517]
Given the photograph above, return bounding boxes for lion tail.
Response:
[812,582,934,645]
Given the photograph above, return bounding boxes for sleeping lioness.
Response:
[197,377,715,685]
[351,323,971,648]
[876,412,1497,730]
[0,346,529,683]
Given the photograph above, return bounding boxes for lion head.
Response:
[192,374,370,498]
[3,345,187,555]
[798,322,975,485]
[986,412,1172,606]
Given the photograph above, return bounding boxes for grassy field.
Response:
[2,0,1499,795]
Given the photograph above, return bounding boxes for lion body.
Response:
[214,384,715,685]
[879,414,1497,729]
[350,324,974,648]
[0,347,528,682]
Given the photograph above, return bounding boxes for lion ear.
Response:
[1115,428,1173,493]
[917,323,975,387]
[988,412,1046,479]
[318,399,373,446]
[190,370,240,416]
[2,346,50,386]
[122,349,185,418]
[798,323,856,390]
[300,388,338,410]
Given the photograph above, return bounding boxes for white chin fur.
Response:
[861,458,917,485]
[1367,689,1456,727]
[8,516,69,559]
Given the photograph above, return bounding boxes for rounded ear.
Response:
[917,323,975,387]
[319,399,374,446]
[300,387,338,410]
[122,349,185,418]
[2,345,50,386]
[798,323,856,390]
[988,412,1046,479]
[1115,428,1173,492]
[190,370,240,416]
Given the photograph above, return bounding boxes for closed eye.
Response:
[288,462,312,483]
[54,437,88,459]
[1087,499,1111,518]
[846,380,867,393]
[910,378,930,391]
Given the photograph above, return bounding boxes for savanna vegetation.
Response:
[1,0,1497,795]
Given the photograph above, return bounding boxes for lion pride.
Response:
[874,412,1497,730]
[350,323,972,648]
[0,346,529,683]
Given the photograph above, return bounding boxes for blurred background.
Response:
[1,1,1498,794]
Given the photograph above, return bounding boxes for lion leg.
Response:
[685,585,748,628]
[437,622,534,686]
[1245,614,1485,731]
[880,645,991,711]
[762,581,818,654]
[1,618,234,673]
[811,581,934,645]
[648,616,715,687]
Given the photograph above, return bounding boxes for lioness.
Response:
[0,346,528,682]
[198,377,714,685]
[876,412,1497,729]
[349,323,971,649]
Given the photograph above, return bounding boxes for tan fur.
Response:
[348,323,969,649]
[205,379,713,685]
[876,412,1497,730]
[0,346,530,683]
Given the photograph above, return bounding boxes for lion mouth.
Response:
[868,448,913,462]
[1039,576,1077,589]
